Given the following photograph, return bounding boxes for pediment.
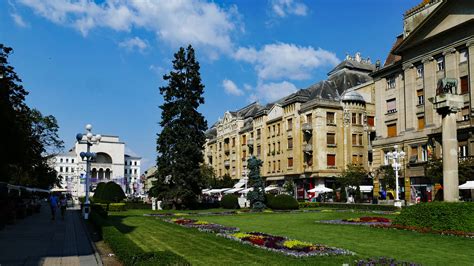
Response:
[267,104,283,121]
[222,111,234,124]
[396,1,474,53]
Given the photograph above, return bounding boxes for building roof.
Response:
[341,91,366,104]
[384,34,404,67]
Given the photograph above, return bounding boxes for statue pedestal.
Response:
[430,93,464,202]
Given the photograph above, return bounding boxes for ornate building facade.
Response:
[205,54,376,199]
[53,135,141,198]
[371,0,474,202]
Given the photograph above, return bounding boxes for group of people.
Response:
[48,193,68,220]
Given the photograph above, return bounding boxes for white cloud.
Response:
[222,79,244,96]
[254,81,297,102]
[234,43,340,81]
[119,37,149,53]
[270,0,308,17]
[243,84,252,91]
[17,0,241,57]
[11,13,29,27]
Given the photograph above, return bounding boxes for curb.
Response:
[77,209,103,266]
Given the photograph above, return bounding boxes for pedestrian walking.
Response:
[60,195,67,220]
[49,193,59,220]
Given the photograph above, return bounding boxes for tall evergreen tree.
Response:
[152,45,207,209]
[0,44,63,188]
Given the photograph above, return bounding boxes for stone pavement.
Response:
[0,203,102,266]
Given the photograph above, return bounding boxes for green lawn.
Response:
[108,209,474,265]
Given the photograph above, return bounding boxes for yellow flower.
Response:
[283,240,313,249]
[194,220,209,225]
[231,233,252,239]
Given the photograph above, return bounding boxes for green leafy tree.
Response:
[375,165,396,190]
[152,45,208,209]
[100,181,126,211]
[282,179,295,196]
[0,44,63,188]
[425,157,474,185]
[339,164,369,202]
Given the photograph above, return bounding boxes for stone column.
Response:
[403,63,416,131]
[431,93,464,202]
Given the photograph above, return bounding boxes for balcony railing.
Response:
[303,143,313,153]
[302,123,312,133]
[224,160,230,168]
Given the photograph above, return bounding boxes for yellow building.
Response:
[205,54,376,200]
[371,0,474,203]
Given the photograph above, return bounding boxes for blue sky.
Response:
[1,0,419,170]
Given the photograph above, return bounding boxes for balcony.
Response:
[224,160,230,168]
[247,139,254,146]
[302,123,312,133]
[303,143,313,153]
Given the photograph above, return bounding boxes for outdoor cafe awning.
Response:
[264,185,279,192]
[224,188,244,194]
[204,188,230,195]
[459,181,474,190]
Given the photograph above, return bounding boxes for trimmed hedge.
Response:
[220,194,239,209]
[394,202,474,232]
[267,194,299,210]
[94,203,126,212]
[299,202,399,211]
[90,212,190,265]
[124,202,152,210]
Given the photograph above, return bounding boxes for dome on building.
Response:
[341,91,366,104]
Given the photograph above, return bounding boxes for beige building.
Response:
[205,54,376,199]
[371,0,474,202]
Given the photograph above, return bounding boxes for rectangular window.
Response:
[242,135,246,145]
[437,57,445,71]
[460,76,469,94]
[327,133,336,145]
[72,159,74,163]
[268,162,271,173]
[232,138,235,147]
[60,167,63,172]
[306,114,312,124]
[352,155,358,165]
[352,113,357,124]
[460,49,468,63]
[359,134,363,145]
[257,129,261,139]
[327,112,335,125]
[327,154,336,167]
[278,160,281,171]
[411,146,418,159]
[277,142,280,152]
[277,124,281,135]
[60,158,63,163]
[416,65,424,78]
[421,145,428,161]
[242,150,247,161]
[272,125,276,136]
[65,167,68,173]
[71,167,74,173]
[387,76,396,89]
[66,158,69,163]
[267,127,271,137]
[417,89,424,105]
[418,116,425,130]
[134,169,137,174]
[352,134,357,146]
[287,118,293,130]
[459,143,468,158]
[462,107,470,121]
[288,138,293,149]
[257,145,261,156]
[288,158,293,168]
[387,99,396,113]
[359,114,363,125]
[367,116,375,127]
[387,124,397,137]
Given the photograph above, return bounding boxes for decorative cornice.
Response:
[402,63,414,71]
[421,56,434,64]
[466,40,474,48]
[442,48,456,56]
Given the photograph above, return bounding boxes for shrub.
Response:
[102,182,126,203]
[221,194,239,209]
[267,194,298,210]
[89,212,190,265]
[91,204,108,218]
[298,202,399,211]
[108,203,126,212]
[394,202,474,232]
[93,182,107,202]
[124,202,152,210]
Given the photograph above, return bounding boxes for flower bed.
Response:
[354,257,420,266]
[224,232,354,257]
[372,224,474,238]
[167,218,239,234]
[319,217,391,226]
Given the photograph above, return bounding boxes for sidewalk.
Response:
[0,203,101,266]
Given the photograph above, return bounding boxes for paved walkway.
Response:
[0,203,101,266]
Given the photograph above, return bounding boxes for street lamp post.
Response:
[76,124,101,219]
[387,145,405,208]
